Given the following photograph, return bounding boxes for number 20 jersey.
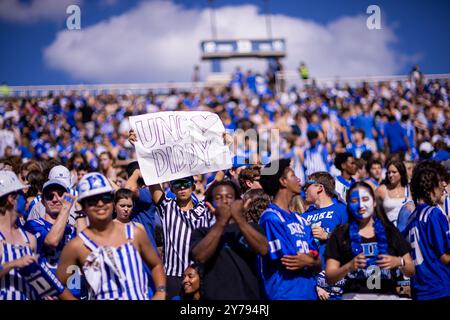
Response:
[259,203,319,300]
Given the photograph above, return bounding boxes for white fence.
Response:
[5,81,207,97]
[3,72,450,97]
[275,71,450,93]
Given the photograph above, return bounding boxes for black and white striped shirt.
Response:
[156,195,215,277]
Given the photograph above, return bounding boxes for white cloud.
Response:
[0,0,82,24]
[43,0,407,83]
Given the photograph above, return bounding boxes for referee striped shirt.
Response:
[156,195,215,277]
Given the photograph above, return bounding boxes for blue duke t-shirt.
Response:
[259,203,319,300]
[302,202,348,263]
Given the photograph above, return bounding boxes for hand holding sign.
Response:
[129,111,232,185]
[128,129,138,145]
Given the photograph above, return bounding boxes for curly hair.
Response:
[334,152,353,171]
[413,160,448,183]
[410,165,441,205]
[242,189,270,223]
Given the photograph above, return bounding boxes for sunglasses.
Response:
[84,193,114,206]
[172,181,193,189]
[43,190,65,201]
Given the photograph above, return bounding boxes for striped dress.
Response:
[79,223,149,300]
[0,229,38,300]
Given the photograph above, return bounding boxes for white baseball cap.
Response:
[419,142,434,153]
[0,170,28,198]
[49,165,73,188]
[77,172,114,202]
[431,135,443,144]
[42,179,68,195]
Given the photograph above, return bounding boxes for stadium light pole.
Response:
[264,0,276,82]
[265,0,273,40]
[208,0,218,40]
[208,0,221,73]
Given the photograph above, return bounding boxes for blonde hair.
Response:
[290,195,306,214]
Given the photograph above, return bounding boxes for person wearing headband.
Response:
[302,172,348,300]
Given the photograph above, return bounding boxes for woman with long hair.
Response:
[376,159,411,227]
[0,171,38,300]
[173,263,204,300]
[325,181,415,300]
[56,172,166,300]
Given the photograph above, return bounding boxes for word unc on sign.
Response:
[134,115,189,148]
[133,113,220,178]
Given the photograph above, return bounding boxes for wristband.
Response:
[400,257,405,267]
[156,285,166,293]
[63,195,74,203]
[75,211,87,220]
[309,250,319,259]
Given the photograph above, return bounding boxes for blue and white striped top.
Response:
[441,194,450,223]
[0,228,38,300]
[79,223,149,300]
[303,143,329,177]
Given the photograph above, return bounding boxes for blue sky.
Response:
[0,0,449,85]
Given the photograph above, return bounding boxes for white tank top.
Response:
[383,186,410,227]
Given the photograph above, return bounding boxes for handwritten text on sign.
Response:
[129,111,232,185]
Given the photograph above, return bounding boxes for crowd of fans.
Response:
[0,65,449,300]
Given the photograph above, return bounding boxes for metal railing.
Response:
[5,81,207,97]
[3,72,449,97]
[275,71,450,93]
